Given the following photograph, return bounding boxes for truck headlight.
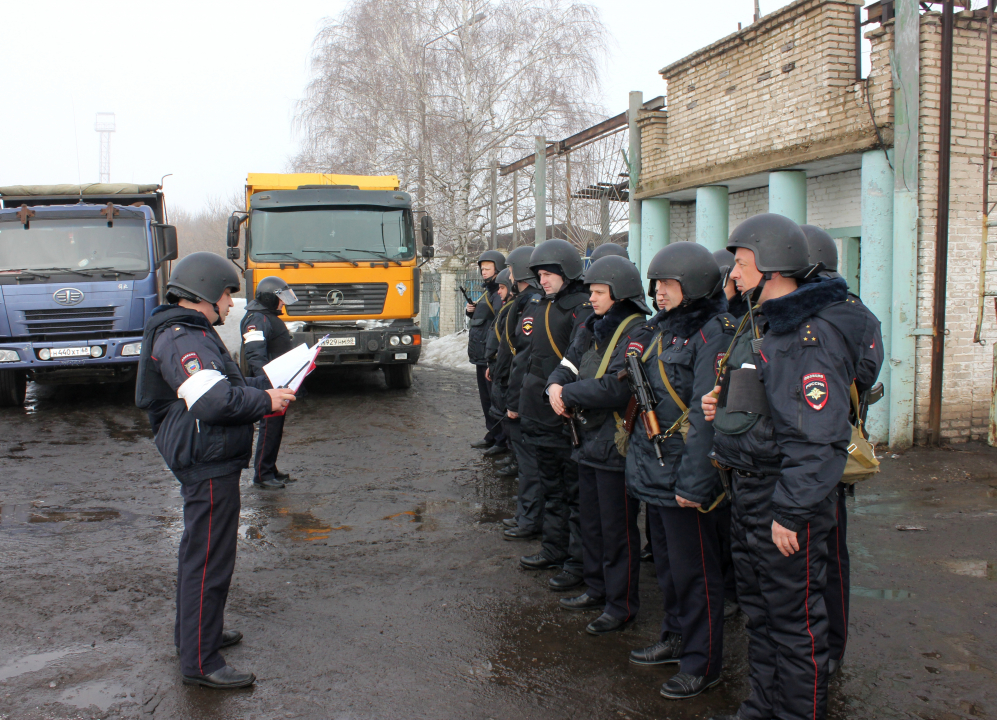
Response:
[38,348,51,361]
[401,335,413,345]
[389,335,401,346]
[121,342,142,357]
[90,346,104,358]
[0,350,19,363]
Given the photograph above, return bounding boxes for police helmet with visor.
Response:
[589,242,628,262]
[255,276,298,312]
[165,252,242,326]
[528,239,584,281]
[726,213,813,277]
[647,242,722,304]
[800,224,841,279]
[582,255,651,314]
[477,250,507,273]
[506,245,537,285]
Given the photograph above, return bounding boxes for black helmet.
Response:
[166,251,241,304]
[726,213,810,276]
[589,242,628,261]
[647,242,721,303]
[528,239,584,280]
[495,267,513,292]
[713,249,736,287]
[255,276,298,312]
[506,246,537,284]
[477,250,506,272]
[801,225,840,278]
[582,255,651,314]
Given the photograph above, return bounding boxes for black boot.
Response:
[660,672,721,700]
[585,612,636,636]
[253,476,285,490]
[274,468,295,483]
[504,526,539,541]
[629,633,683,665]
[484,444,509,458]
[470,439,493,449]
[559,592,603,611]
[520,553,560,570]
[548,570,583,591]
[501,517,518,528]
[182,664,256,689]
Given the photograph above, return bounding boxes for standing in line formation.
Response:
[470,212,884,719]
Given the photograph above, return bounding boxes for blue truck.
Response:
[0,184,178,407]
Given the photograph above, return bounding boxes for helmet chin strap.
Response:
[211,303,224,326]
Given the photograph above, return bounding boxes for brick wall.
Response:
[807,169,862,229]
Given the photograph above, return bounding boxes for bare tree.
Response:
[294,0,607,260]
[170,194,243,260]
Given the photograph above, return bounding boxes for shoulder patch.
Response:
[800,323,820,346]
[626,341,644,357]
[581,301,592,308]
[529,296,542,304]
[715,352,726,374]
[181,352,202,377]
[521,316,534,335]
[803,372,829,411]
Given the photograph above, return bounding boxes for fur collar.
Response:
[762,277,849,335]
[651,293,728,339]
[589,300,643,345]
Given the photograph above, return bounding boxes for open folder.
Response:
[262,338,324,394]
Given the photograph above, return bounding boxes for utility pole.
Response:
[95,112,115,184]
[490,158,498,251]
[627,92,643,274]
[534,136,546,246]
[512,170,519,247]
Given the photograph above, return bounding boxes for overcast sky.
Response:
[1,0,815,212]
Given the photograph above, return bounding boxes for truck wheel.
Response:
[384,363,413,390]
[0,369,27,407]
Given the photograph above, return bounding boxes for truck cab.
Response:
[230,173,434,389]
[0,184,177,406]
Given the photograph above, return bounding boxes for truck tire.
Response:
[384,363,413,390]
[0,369,27,407]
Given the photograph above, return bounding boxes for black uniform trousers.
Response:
[647,503,725,678]
[252,411,285,484]
[533,442,583,577]
[825,484,850,664]
[507,419,543,532]
[577,464,641,620]
[476,365,505,446]
[716,503,738,602]
[731,470,837,720]
[174,471,241,677]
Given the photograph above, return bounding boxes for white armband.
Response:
[177,369,225,409]
[559,357,579,376]
[243,330,265,344]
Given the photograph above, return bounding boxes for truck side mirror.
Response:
[153,223,179,265]
[420,215,434,246]
[227,247,241,260]
[421,245,435,259]
[227,215,241,248]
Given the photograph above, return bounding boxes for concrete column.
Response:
[890,0,919,450]
[628,92,643,271]
[534,136,546,246]
[860,149,895,444]
[696,186,729,252]
[768,170,808,224]
[640,198,670,280]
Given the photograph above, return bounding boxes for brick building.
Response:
[632,0,996,447]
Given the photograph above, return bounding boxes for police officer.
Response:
[485,268,518,477]
[703,214,883,720]
[545,255,649,634]
[624,243,734,700]
[517,239,593,590]
[135,252,295,689]
[801,224,883,676]
[467,250,507,452]
[241,276,299,489]
[713,249,748,319]
[502,246,545,540]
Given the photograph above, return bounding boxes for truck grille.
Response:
[286,283,388,316]
[22,307,117,334]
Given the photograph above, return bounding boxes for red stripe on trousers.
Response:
[804,523,817,720]
[622,489,633,620]
[696,512,713,678]
[197,479,214,675]
[834,500,847,660]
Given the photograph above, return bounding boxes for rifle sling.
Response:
[594,314,643,379]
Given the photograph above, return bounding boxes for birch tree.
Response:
[294,0,606,259]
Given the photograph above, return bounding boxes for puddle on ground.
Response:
[0,647,92,682]
[943,560,996,579]
[238,506,350,543]
[383,500,507,531]
[851,586,913,600]
[59,681,127,711]
[0,504,123,529]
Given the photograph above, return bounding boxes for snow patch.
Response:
[420,331,475,373]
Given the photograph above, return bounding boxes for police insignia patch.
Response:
[522,317,534,335]
[715,352,725,374]
[802,372,829,411]
[181,352,202,377]
[626,341,644,357]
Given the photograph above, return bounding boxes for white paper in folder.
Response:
[262,342,320,392]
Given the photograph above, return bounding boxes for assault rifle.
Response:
[563,412,582,448]
[459,285,476,306]
[618,354,665,467]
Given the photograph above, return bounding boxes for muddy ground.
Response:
[0,365,995,720]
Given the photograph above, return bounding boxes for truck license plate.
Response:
[319,337,356,347]
[49,347,91,358]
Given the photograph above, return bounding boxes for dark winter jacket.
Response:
[504,286,544,416]
[625,294,736,507]
[485,296,515,416]
[549,301,647,470]
[467,279,500,365]
[519,281,594,443]
[756,276,884,531]
[727,292,749,320]
[136,306,272,484]
[240,299,294,377]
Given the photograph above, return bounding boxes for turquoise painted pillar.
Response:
[768,171,808,224]
[890,0,919,450]
[628,92,643,273]
[640,198,670,280]
[860,149,895,444]
[696,186,729,252]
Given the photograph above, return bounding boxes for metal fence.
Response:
[420,270,441,336]
[453,269,484,334]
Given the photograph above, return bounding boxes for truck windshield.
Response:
[249,207,415,263]
[0,217,150,275]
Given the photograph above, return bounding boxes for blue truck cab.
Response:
[0,184,178,407]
